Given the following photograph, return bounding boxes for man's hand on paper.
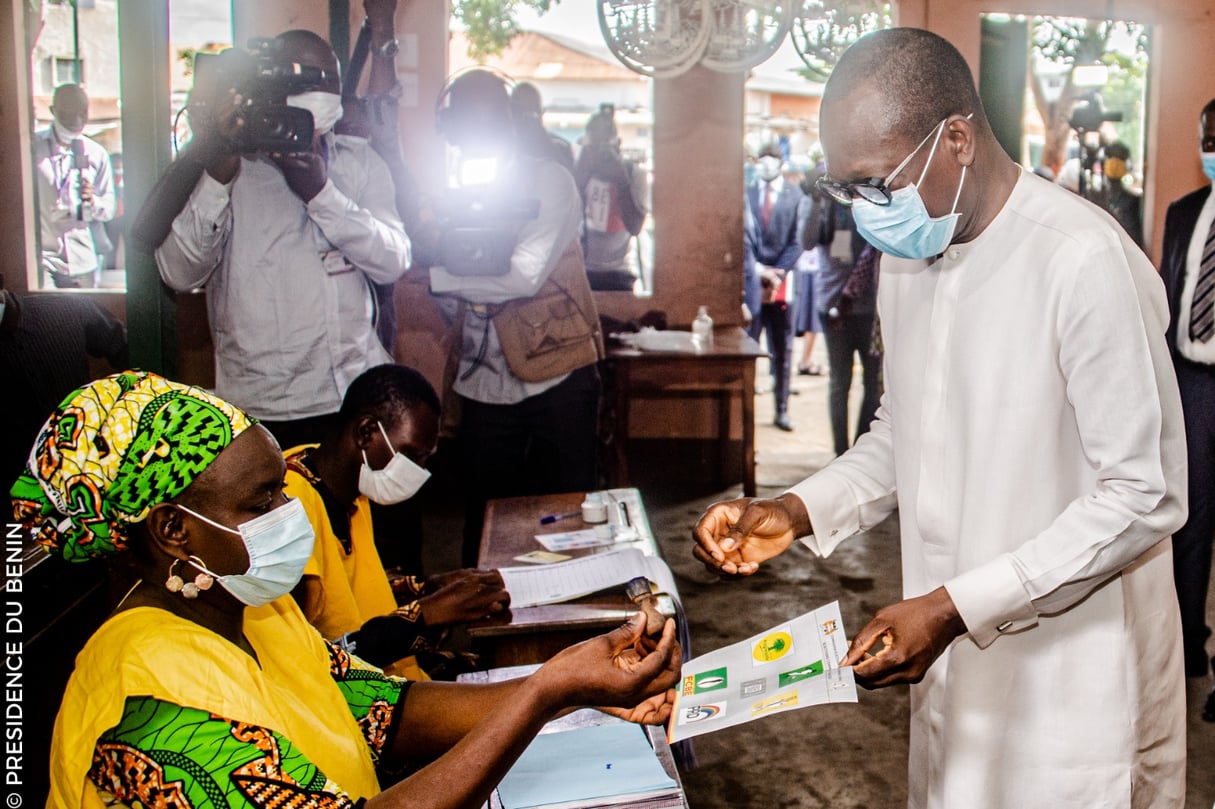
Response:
[692,494,809,576]
[532,612,680,724]
[419,569,510,625]
[842,587,967,688]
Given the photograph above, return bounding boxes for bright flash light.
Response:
[1071,62,1109,88]
[460,156,499,187]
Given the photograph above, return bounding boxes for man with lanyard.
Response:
[34,84,115,288]
[427,69,604,567]
[155,29,411,450]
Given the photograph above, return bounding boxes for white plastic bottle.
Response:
[692,305,714,350]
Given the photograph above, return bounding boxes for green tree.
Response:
[454,0,559,61]
[1027,17,1147,175]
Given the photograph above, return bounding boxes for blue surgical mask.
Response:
[1202,151,1215,183]
[178,498,315,607]
[852,118,967,260]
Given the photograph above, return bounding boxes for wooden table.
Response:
[470,489,677,668]
[603,327,766,496]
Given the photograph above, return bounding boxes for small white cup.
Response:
[581,495,608,523]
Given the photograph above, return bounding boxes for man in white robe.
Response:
[693,28,1187,808]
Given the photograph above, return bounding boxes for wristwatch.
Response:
[376,38,400,59]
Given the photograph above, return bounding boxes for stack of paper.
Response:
[495,723,684,809]
[498,548,678,608]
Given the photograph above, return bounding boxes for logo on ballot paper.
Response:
[683,667,728,696]
[751,691,799,717]
[751,627,794,665]
[678,702,726,724]
[821,618,838,635]
[740,678,767,698]
[778,660,824,687]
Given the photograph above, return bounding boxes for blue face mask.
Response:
[851,118,967,260]
[178,498,315,607]
[1202,152,1215,183]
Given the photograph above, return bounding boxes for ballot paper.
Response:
[498,548,677,608]
[535,525,617,552]
[667,601,857,742]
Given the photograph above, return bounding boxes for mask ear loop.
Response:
[945,113,975,215]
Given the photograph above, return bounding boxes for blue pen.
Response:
[539,510,581,525]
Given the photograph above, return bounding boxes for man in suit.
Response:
[1160,96,1215,721]
[744,143,807,431]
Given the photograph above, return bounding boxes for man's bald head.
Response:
[822,28,985,143]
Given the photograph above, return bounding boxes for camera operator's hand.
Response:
[270,148,328,203]
[365,0,398,33]
[196,89,244,185]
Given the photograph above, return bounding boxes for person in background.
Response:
[510,81,575,175]
[34,83,115,288]
[0,274,127,485]
[1159,96,1215,722]
[1098,141,1144,247]
[429,69,604,567]
[286,364,508,679]
[153,29,411,450]
[696,28,1187,805]
[805,187,882,457]
[13,371,679,808]
[795,165,830,377]
[574,104,649,291]
[744,142,808,431]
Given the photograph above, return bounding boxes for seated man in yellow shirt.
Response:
[287,363,509,678]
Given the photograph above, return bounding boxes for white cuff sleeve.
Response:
[944,555,1038,649]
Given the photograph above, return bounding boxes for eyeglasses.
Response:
[815,116,954,207]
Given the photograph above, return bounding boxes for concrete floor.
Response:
[425,336,1215,807]
[659,337,1215,808]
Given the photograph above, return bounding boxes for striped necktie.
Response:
[1191,217,1215,343]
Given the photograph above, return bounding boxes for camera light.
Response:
[1071,62,1109,88]
[459,156,499,187]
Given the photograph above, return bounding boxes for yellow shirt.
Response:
[284,445,399,639]
[49,597,383,809]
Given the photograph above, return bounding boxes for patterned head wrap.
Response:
[10,371,254,562]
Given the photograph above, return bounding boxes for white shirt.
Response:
[429,157,583,404]
[789,171,1187,808]
[34,128,115,277]
[156,134,410,421]
[1175,181,1215,364]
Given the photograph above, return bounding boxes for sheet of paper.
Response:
[668,601,857,742]
[496,723,679,809]
[499,548,677,608]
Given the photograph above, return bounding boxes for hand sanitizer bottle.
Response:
[692,305,714,350]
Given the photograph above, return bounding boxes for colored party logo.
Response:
[752,628,794,664]
[683,667,728,696]
[778,660,824,688]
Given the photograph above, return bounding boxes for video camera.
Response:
[191,38,327,153]
[435,185,540,277]
[1069,94,1123,133]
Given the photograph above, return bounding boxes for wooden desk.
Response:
[603,327,766,496]
[471,489,676,668]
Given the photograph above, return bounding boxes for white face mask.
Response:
[52,119,85,144]
[358,421,432,505]
[286,91,343,135]
[178,498,315,607]
[757,155,782,182]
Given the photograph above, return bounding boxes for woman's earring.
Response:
[189,556,214,597]
[165,559,187,594]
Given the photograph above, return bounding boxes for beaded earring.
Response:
[165,558,215,599]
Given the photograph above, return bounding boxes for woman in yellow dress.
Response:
[12,371,679,809]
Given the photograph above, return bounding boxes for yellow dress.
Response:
[49,597,395,809]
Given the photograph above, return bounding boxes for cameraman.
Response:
[427,69,604,566]
[154,29,411,448]
[574,105,649,291]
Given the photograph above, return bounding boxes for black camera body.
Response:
[191,39,325,153]
[1069,96,1123,132]
[436,187,540,277]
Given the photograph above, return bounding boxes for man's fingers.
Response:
[843,623,890,667]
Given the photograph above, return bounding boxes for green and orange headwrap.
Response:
[10,371,254,561]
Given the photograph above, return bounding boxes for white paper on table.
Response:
[499,547,678,608]
[667,600,858,742]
